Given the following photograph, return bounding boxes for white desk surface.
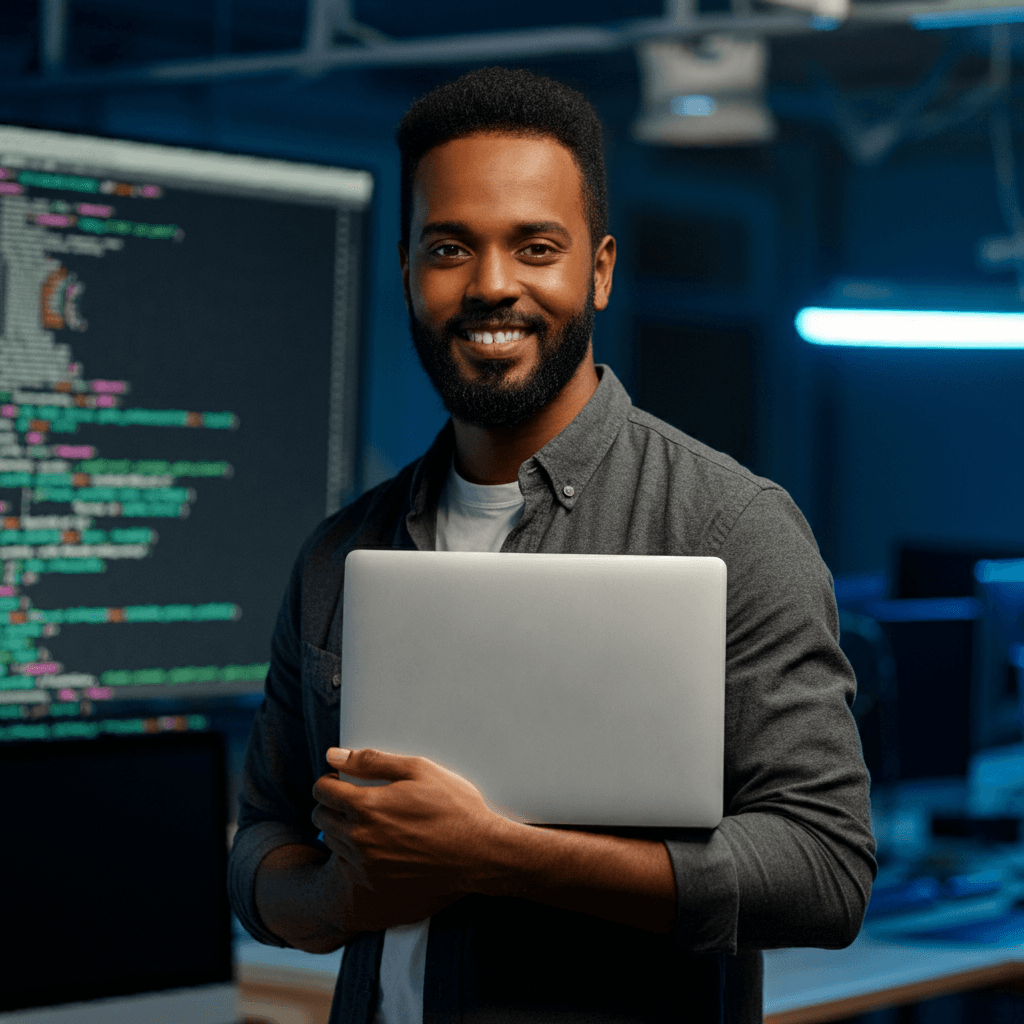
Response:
[763,930,1024,1018]
[236,929,1024,1019]
[235,937,342,989]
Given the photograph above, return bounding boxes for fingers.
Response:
[310,805,367,879]
[312,772,364,813]
[327,746,430,782]
[311,801,355,833]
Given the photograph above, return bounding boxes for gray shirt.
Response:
[229,364,876,1024]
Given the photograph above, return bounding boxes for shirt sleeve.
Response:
[227,547,321,947]
[664,487,876,954]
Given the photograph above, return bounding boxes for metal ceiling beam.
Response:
[1,11,813,97]
[4,1,1022,98]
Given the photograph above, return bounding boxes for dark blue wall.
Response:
[819,151,1024,575]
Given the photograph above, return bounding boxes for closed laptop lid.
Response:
[340,550,726,828]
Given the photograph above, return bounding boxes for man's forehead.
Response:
[410,132,586,226]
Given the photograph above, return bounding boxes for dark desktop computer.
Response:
[0,732,233,1023]
[973,559,1024,755]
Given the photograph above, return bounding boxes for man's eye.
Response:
[520,243,555,257]
[430,244,466,258]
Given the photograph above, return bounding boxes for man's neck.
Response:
[452,356,600,485]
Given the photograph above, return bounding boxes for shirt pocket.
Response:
[301,640,342,763]
[302,639,341,708]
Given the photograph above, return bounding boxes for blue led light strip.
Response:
[864,598,980,622]
[795,308,1024,348]
[913,5,1024,29]
[975,558,1024,584]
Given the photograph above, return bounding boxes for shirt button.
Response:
[332,672,341,688]
[563,484,575,497]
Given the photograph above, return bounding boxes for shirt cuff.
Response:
[228,819,314,947]
[664,830,740,954]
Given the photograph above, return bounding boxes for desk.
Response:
[236,941,340,1024]
[235,933,1024,1024]
[764,930,1024,1023]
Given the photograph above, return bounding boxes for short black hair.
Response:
[396,66,608,253]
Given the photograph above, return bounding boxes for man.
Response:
[229,67,876,1024]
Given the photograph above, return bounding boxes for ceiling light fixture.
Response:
[795,307,1024,348]
[633,37,776,146]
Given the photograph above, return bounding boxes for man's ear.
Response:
[592,234,616,312]
[399,241,411,313]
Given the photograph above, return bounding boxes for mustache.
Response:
[445,311,546,335]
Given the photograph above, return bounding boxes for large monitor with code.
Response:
[0,125,372,737]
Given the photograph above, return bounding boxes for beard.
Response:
[409,289,595,430]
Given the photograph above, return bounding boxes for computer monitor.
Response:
[0,125,372,734]
[973,559,1024,752]
[896,543,1024,598]
[0,732,233,1023]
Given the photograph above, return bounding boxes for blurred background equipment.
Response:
[633,34,777,145]
[974,559,1024,753]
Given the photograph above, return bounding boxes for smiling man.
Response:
[229,67,875,1024]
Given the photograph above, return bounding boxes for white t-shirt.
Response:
[373,459,524,1024]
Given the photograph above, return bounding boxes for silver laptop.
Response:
[339,550,726,828]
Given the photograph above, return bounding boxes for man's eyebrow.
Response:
[517,221,572,242]
[418,220,574,243]
[419,221,468,241]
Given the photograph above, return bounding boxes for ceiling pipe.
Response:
[4,0,1023,98]
[0,8,818,98]
[39,0,69,77]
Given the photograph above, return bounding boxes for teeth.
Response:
[467,330,525,345]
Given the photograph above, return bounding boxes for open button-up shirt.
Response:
[229,365,875,1024]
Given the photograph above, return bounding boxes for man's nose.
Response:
[464,247,522,308]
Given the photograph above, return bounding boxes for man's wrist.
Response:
[461,819,678,933]
[464,816,564,898]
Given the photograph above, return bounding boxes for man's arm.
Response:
[467,817,677,933]
[658,487,876,954]
[253,843,469,952]
[311,747,677,937]
[254,845,342,953]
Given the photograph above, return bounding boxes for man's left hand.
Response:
[312,747,510,894]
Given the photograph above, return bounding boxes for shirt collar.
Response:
[406,363,632,539]
[528,364,631,509]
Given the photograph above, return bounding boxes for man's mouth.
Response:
[459,328,530,346]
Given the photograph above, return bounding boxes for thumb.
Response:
[327,746,424,782]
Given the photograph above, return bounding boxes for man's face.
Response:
[401,132,610,430]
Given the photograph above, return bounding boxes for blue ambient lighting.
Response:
[795,307,1024,348]
[975,558,1024,584]
[671,95,717,117]
[864,598,980,622]
[913,5,1024,28]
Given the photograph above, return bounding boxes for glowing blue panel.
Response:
[864,597,980,622]
[913,5,1024,28]
[975,558,1024,583]
[795,307,1024,348]
[671,95,717,117]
